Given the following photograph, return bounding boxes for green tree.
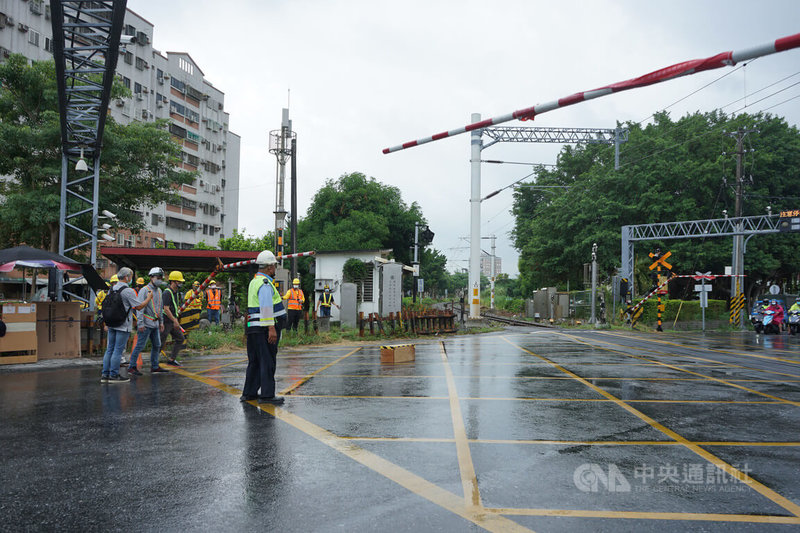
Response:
[0,55,192,253]
[511,110,800,299]
[296,171,449,295]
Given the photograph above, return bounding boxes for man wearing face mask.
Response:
[128,267,165,375]
[282,278,305,333]
[315,284,340,318]
[159,270,186,366]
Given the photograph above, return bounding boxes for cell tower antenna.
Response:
[269,109,296,262]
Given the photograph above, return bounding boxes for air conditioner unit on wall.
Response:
[158,215,164,221]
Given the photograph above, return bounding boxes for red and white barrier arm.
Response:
[178,251,317,314]
[383,32,800,154]
[626,274,747,316]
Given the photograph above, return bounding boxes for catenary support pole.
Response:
[469,113,482,319]
[291,137,298,280]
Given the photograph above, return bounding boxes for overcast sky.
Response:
[130,0,800,277]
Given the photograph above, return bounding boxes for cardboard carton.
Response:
[380,343,415,363]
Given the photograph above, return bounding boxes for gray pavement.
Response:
[2,328,800,532]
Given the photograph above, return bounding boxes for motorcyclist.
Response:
[766,299,785,329]
[789,298,800,314]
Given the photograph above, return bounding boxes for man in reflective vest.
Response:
[180,281,203,333]
[205,280,222,325]
[241,250,287,404]
[315,284,340,318]
[128,267,165,375]
[282,278,305,333]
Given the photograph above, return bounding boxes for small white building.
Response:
[313,249,392,321]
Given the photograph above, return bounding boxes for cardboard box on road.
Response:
[380,344,415,364]
[36,302,81,359]
[0,302,38,364]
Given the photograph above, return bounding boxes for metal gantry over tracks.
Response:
[51,0,127,279]
[621,214,780,298]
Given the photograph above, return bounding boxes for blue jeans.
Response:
[102,328,130,378]
[129,326,161,370]
[207,308,220,324]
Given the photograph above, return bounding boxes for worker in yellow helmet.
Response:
[135,277,146,293]
[180,280,203,333]
[159,270,186,366]
[282,278,305,333]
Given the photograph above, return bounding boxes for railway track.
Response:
[480,312,553,328]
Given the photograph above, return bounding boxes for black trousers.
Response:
[286,309,302,331]
[243,324,282,399]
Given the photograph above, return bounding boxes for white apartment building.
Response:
[0,2,240,250]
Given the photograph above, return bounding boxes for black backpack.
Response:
[102,288,129,328]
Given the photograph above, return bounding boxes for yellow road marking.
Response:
[280,347,361,395]
[599,331,800,366]
[284,394,784,405]
[574,333,800,380]
[167,365,532,532]
[501,337,800,518]
[488,508,800,523]
[281,373,800,382]
[557,332,800,407]
[195,357,248,375]
[440,341,482,508]
[343,437,800,447]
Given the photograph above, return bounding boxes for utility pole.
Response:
[469,113,482,319]
[269,109,296,265]
[412,222,420,303]
[590,243,598,326]
[490,235,496,309]
[726,127,757,329]
[290,137,298,279]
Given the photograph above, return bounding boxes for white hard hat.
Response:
[256,250,277,266]
[148,267,164,277]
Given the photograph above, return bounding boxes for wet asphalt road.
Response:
[1,328,800,532]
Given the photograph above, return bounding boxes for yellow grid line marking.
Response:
[342,437,800,447]
[501,336,800,518]
[440,341,483,508]
[274,373,800,382]
[166,365,532,533]
[283,394,784,405]
[557,332,800,407]
[279,347,362,396]
[194,358,248,375]
[487,508,800,523]
[586,331,800,380]
[599,331,800,366]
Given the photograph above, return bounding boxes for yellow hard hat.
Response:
[110,274,119,283]
[136,277,145,285]
[193,280,200,287]
[168,270,185,282]
[293,278,300,285]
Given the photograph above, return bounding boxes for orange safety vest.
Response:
[206,287,221,310]
[284,288,304,310]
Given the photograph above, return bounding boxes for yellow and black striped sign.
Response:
[631,307,644,326]
[729,293,745,325]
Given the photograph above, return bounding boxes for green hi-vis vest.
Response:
[247,273,286,327]
[321,292,333,307]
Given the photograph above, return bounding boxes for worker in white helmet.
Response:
[241,250,287,404]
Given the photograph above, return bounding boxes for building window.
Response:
[178,57,194,75]
[134,82,142,94]
[135,56,146,70]
[28,30,40,47]
[30,0,44,15]
[122,76,131,89]
[44,37,53,53]
[170,77,186,93]
[169,123,186,139]
[123,50,133,65]
[124,24,136,36]
[203,224,208,235]
[151,213,159,226]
